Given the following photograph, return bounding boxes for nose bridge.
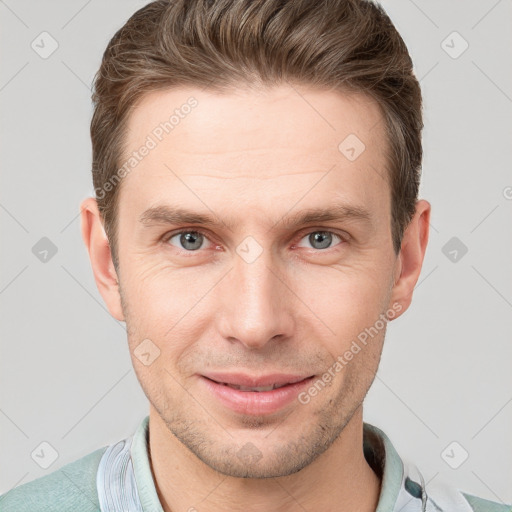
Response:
[217,241,293,349]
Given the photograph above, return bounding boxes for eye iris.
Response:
[309,231,332,250]
[180,231,203,251]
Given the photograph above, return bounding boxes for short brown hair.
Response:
[91,0,422,268]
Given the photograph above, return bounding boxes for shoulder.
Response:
[0,446,107,512]
[461,491,512,512]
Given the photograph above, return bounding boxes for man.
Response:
[1,0,509,511]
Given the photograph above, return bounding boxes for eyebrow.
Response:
[138,203,373,231]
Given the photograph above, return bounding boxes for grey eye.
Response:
[298,231,342,250]
[168,231,207,251]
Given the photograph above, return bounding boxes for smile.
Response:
[199,373,315,415]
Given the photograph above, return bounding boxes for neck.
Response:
[148,405,381,512]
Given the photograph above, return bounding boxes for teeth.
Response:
[225,383,285,392]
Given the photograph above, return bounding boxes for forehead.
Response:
[124,84,385,159]
[118,84,389,223]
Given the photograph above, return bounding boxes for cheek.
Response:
[296,261,391,324]
[289,262,392,371]
[123,258,196,317]
[121,261,219,356]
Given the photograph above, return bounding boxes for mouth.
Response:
[199,373,315,415]
[213,382,293,392]
[202,372,313,391]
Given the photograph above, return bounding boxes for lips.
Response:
[199,372,315,415]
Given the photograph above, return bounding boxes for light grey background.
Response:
[1,0,511,504]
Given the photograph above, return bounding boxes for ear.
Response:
[80,197,124,321]
[388,199,431,319]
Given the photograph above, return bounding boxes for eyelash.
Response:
[162,228,348,255]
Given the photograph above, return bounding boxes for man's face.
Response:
[115,84,400,477]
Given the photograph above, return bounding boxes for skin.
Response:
[81,84,430,512]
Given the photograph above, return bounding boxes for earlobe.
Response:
[80,197,125,321]
[389,199,431,318]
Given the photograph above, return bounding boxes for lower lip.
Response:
[200,376,314,416]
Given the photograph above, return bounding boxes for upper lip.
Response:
[201,372,312,388]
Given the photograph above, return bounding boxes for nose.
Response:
[216,247,295,350]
